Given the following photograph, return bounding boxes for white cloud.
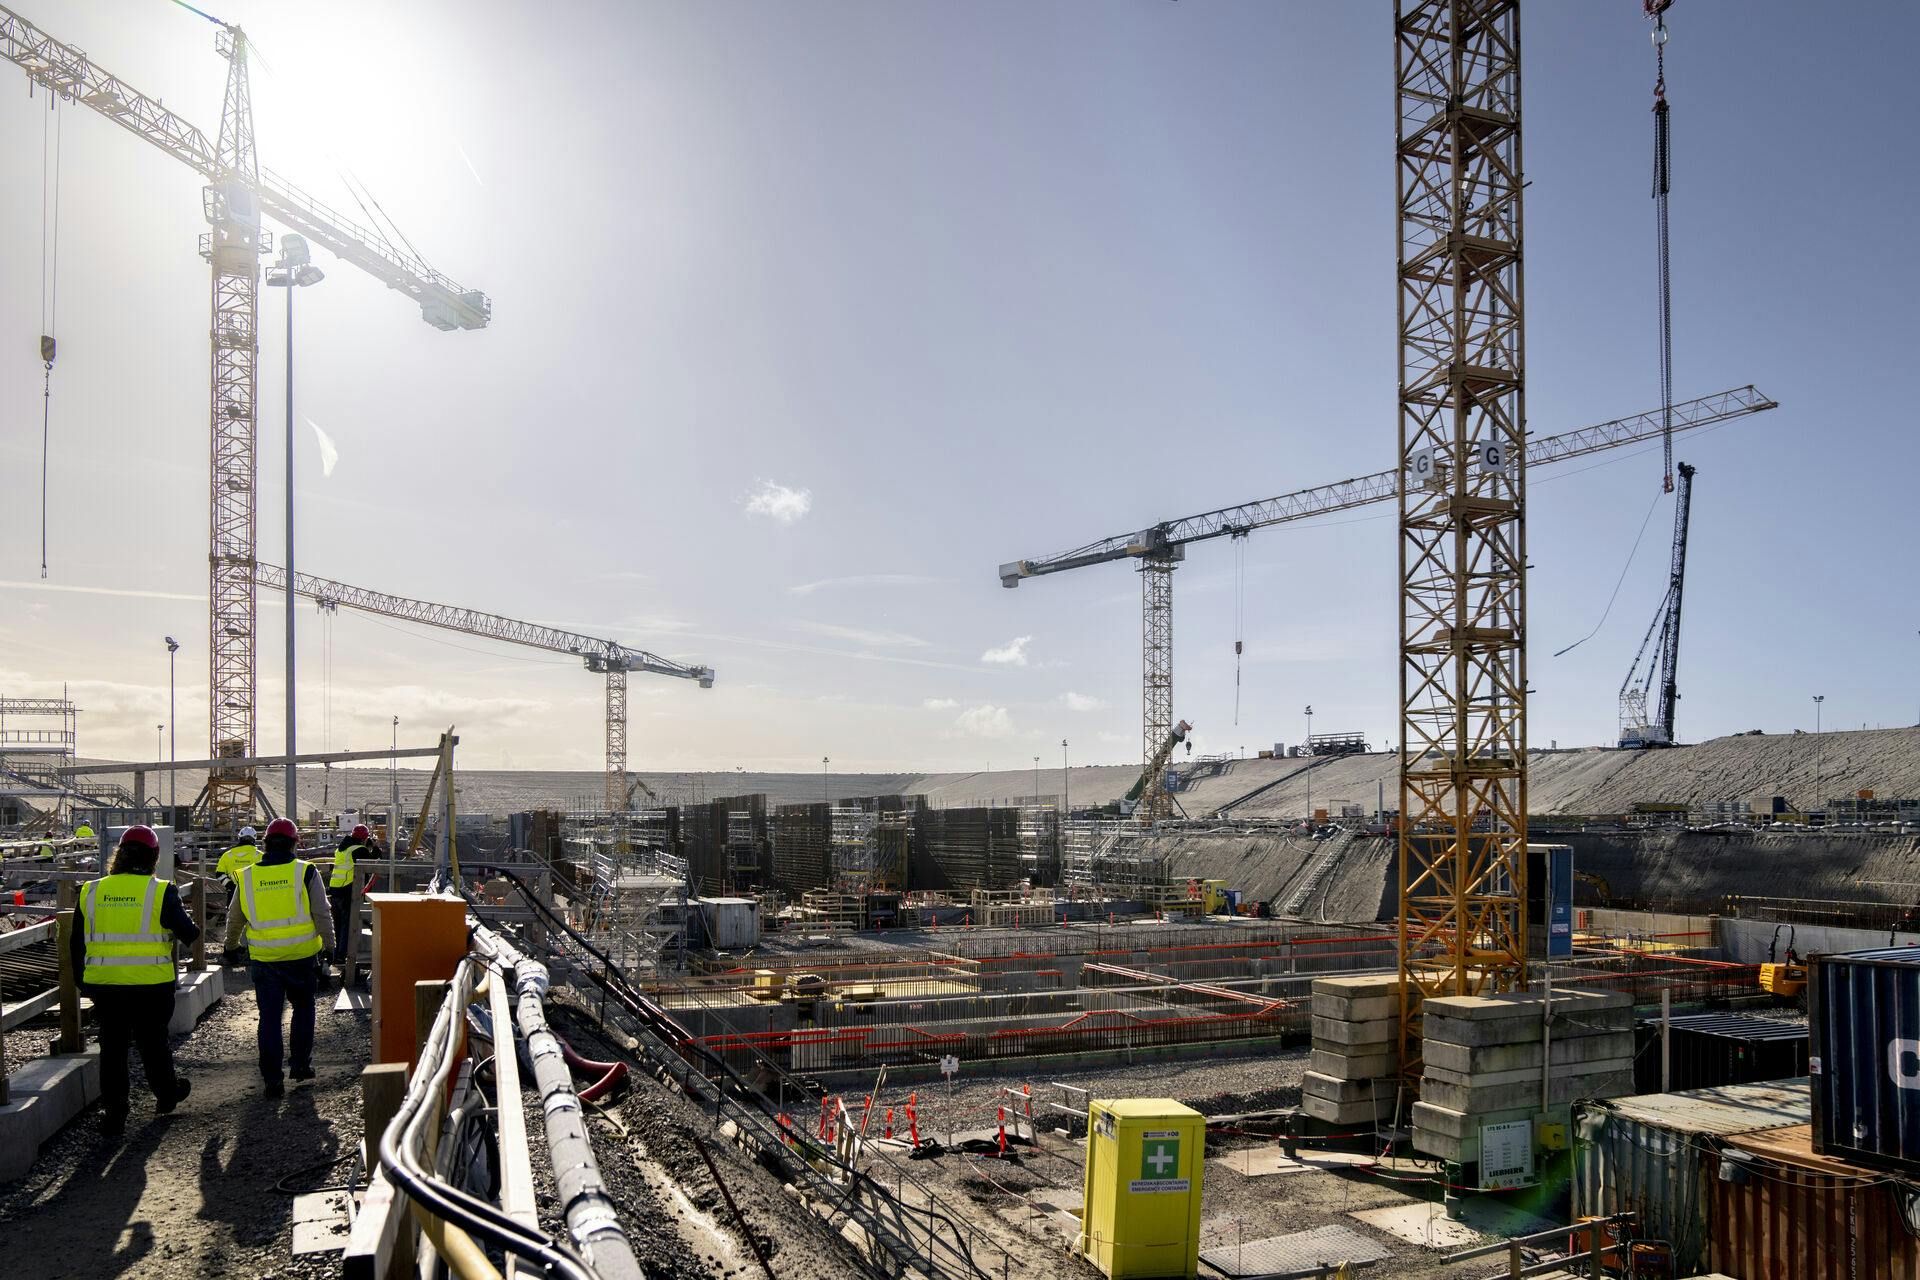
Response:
[788,574,937,596]
[796,621,927,648]
[954,704,1015,738]
[922,697,958,710]
[980,635,1032,666]
[744,479,813,524]
[1060,691,1106,712]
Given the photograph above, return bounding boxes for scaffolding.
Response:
[1060,818,1169,894]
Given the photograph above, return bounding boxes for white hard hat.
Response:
[239,825,258,840]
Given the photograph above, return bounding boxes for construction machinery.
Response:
[254,565,713,812]
[1619,462,1698,748]
[1120,719,1191,819]
[998,386,1772,823]
[2,5,488,828]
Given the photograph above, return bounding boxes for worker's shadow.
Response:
[196,1086,338,1248]
[66,1122,163,1276]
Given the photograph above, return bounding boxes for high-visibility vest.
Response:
[329,843,363,889]
[79,874,175,985]
[218,843,261,878]
[238,860,323,962]
[74,824,95,840]
[217,843,262,879]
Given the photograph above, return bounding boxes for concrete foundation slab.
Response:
[1302,1090,1398,1126]
[0,1051,101,1182]
[1421,988,1630,1022]
[1422,1007,1631,1048]
[1408,1099,1537,1143]
[1309,1048,1399,1081]
[1302,1071,1400,1106]
[167,967,225,1035]
[1420,1067,1634,1116]
[1350,1200,1555,1252]
[1310,1014,1398,1047]
[1423,1031,1634,1077]
[291,1189,353,1255]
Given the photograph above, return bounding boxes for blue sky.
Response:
[1,0,1914,771]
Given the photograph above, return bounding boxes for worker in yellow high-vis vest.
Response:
[222,818,334,1096]
[72,826,199,1139]
[324,825,369,965]
[215,825,262,884]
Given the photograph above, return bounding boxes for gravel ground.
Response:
[546,997,873,1280]
[0,966,366,1280]
[860,1046,1313,1145]
[3,1020,59,1082]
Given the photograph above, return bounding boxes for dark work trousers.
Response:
[90,983,179,1118]
[251,956,317,1083]
[326,885,353,962]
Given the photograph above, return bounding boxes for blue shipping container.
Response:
[1809,946,1920,1174]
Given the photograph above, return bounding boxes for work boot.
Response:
[100,1110,127,1140]
[263,1076,285,1098]
[156,1078,192,1115]
[291,1065,316,1083]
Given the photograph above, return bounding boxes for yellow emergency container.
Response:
[1079,1099,1205,1279]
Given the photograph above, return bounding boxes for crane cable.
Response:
[1649,1,1675,494]
[1231,534,1246,726]
[38,92,63,580]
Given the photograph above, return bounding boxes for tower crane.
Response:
[998,385,1774,823]
[1618,462,1697,748]
[2,4,489,830]
[252,565,714,813]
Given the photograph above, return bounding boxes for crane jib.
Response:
[999,386,1773,583]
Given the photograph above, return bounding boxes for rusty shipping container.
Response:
[1712,1123,1920,1280]
[1811,946,1920,1174]
[1573,1079,1811,1276]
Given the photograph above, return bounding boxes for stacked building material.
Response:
[1412,987,1634,1166]
[1302,973,1404,1128]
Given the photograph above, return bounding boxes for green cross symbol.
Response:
[1141,1137,1180,1180]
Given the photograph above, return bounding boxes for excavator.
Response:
[1119,720,1193,818]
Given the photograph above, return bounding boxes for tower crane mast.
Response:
[254,564,714,812]
[1618,461,1697,748]
[1,4,490,830]
[998,386,1773,824]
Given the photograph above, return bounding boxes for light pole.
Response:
[1813,694,1825,816]
[1033,756,1040,805]
[1304,705,1314,822]
[822,756,830,807]
[164,636,179,817]
[266,233,325,823]
[1061,739,1069,817]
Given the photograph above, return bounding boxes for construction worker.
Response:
[215,825,262,884]
[326,825,368,964]
[222,817,334,1096]
[72,825,198,1138]
[73,822,94,841]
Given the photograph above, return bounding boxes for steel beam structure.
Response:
[254,564,713,816]
[1139,555,1177,824]
[2,4,491,831]
[1394,0,1529,1074]
[202,28,265,829]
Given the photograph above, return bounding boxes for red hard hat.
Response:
[119,825,160,851]
[351,824,371,840]
[265,818,298,840]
